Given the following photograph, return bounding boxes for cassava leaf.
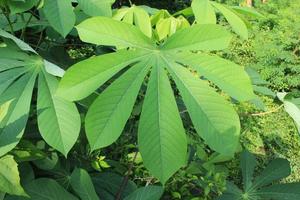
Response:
[138,64,187,184]
[165,61,240,156]
[85,59,152,150]
[162,24,232,51]
[192,0,216,24]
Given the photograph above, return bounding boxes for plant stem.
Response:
[128,0,133,6]
[1,8,14,35]
[20,13,34,40]
[115,151,138,200]
[250,104,284,116]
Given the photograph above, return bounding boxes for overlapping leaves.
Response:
[57,17,254,183]
[0,31,80,157]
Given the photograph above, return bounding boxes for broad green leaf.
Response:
[192,0,216,24]
[0,155,26,196]
[37,70,81,156]
[138,64,187,184]
[124,186,164,200]
[241,150,256,190]
[76,17,155,49]
[252,158,290,189]
[171,52,255,101]
[8,0,38,14]
[44,60,65,77]
[6,178,78,200]
[43,0,76,37]
[166,62,240,156]
[0,72,37,156]
[211,2,248,39]
[57,49,150,101]
[78,0,115,17]
[162,24,232,51]
[256,183,300,200]
[86,59,151,151]
[70,168,99,200]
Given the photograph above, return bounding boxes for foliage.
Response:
[219,150,300,200]
[0,0,300,199]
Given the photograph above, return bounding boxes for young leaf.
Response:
[37,70,81,156]
[138,65,187,184]
[162,24,232,51]
[0,155,26,196]
[191,0,216,24]
[70,168,99,200]
[8,0,38,14]
[76,16,155,49]
[85,59,152,150]
[166,62,240,156]
[43,0,76,37]
[124,186,164,200]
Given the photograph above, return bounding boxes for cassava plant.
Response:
[57,16,255,184]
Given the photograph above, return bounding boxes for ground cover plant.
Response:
[0,0,300,199]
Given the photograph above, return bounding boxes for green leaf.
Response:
[8,0,38,14]
[0,155,26,196]
[85,59,151,151]
[0,29,36,53]
[43,0,76,37]
[57,49,150,101]
[256,183,300,200]
[78,0,114,17]
[0,72,37,156]
[124,186,164,200]
[161,24,232,51]
[113,6,152,37]
[252,158,291,189]
[138,64,187,184]
[92,172,137,199]
[211,2,248,39]
[217,182,243,200]
[231,6,265,19]
[171,52,255,101]
[37,69,81,156]
[166,62,240,156]
[240,150,256,190]
[76,17,155,49]
[70,168,99,200]
[277,93,300,133]
[6,178,78,200]
[191,0,216,24]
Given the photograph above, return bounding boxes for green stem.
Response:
[1,8,14,35]
[20,13,33,39]
[128,0,133,6]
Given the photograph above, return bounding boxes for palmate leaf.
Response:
[240,150,256,190]
[138,64,187,184]
[57,17,254,183]
[256,183,300,200]
[0,32,80,157]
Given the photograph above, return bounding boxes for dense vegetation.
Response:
[0,0,299,199]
